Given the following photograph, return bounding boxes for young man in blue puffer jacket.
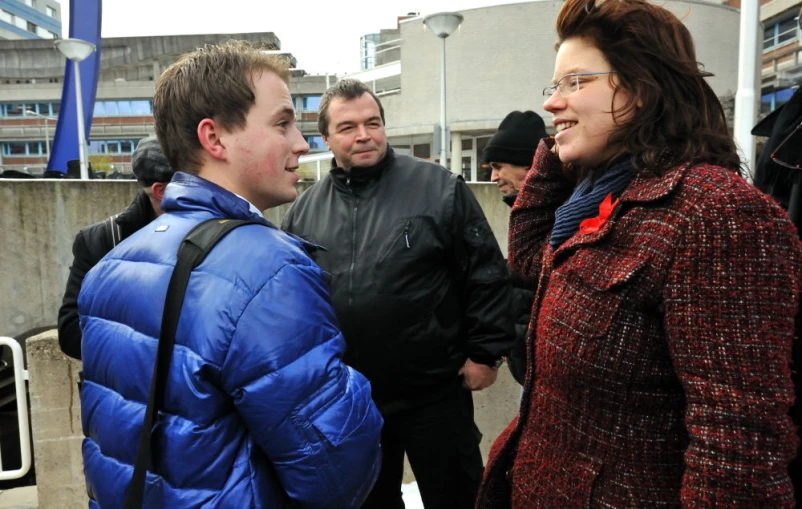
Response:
[78,40,383,508]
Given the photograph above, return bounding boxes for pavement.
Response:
[0,486,37,509]
[0,483,420,508]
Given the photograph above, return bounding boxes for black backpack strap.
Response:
[104,214,122,251]
[124,218,263,508]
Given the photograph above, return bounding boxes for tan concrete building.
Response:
[343,0,744,182]
[0,32,335,176]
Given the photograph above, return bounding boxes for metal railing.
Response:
[0,336,31,481]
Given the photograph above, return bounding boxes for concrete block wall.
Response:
[26,330,87,509]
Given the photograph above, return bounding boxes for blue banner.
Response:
[48,0,102,174]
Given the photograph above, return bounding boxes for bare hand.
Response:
[458,359,498,391]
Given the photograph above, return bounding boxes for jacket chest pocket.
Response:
[538,255,646,364]
[374,216,445,297]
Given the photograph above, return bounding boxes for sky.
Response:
[55,0,528,75]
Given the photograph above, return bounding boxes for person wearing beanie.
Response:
[484,110,547,206]
[483,110,547,385]
[57,136,176,359]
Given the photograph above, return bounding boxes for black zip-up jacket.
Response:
[57,190,156,359]
[282,148,514,414]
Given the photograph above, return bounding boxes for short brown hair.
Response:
[153,40,291,174]
[555,0,741,175]
[318,79,385,136]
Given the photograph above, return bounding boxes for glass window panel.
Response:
[303,96,321,111]
[120,140,133,153]
[93,101,105,117]
[8,142,27,155]
[27,142,41,155]
[27,21,36,33]
[36,103,50,116]
[461,138,473,151]
[14,17,26,29]
[6,104,24,117]
[130,100,151,115]
[47,6,56,17]
[108,142,121,154]
[88,141,103,154]
[760,93,774,117]
[306,136,326,151]
[51,102,60,115]
[117,101,132,116]
[0,10,12,23]
[103,101,118,116]
[413,144,431,159]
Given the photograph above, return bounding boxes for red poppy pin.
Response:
[579,193,619,235]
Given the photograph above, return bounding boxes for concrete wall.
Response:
[0,178,510,339]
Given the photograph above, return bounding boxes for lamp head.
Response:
[54,38,96,62]
[423,12,464,39]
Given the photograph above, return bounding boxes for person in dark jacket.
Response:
[483,110,547,384]
[57,136,174,360]
[78,41,382,508]
[282,79,514,509]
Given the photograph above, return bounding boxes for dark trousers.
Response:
[361,388,484,509]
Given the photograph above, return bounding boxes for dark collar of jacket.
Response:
[330,145,395,192]
[115,189,157,239]
[503,192,518,208]
[161,171,269,224]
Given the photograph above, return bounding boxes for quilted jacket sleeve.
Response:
[508,139,575,286]
[220,261,383,509]
[664,178,801,507]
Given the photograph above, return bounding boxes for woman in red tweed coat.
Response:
[476,1,802,507]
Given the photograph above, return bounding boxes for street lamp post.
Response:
[25,110,55,170]
[423,12,464,170]
[54,38,96,180]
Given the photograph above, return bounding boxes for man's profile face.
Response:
[322,93,387,171]
[221,71,309,210]
[489,162,529,196]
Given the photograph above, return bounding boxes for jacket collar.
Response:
[502,192,517,208]
[161,172,269,224]
[331,145,395,190]
[115,189,157,238]
[551,161,690,263]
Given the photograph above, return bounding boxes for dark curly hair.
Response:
[555,0,742,175]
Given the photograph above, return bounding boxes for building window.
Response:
[761,87,796,116]
[305,135,326,152]
[22,0,33,7]
[3,142,28,156]
[13,16,26,30]
[88,139,141,155]
[302,96,321,112]
[36,26,53,38]
[0,10,12,24]
[27,21,36,33]
[46,6,56,17]
[92,100,153,117]
[763,15,800,51]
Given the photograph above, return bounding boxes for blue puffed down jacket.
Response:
[78,172,383,508]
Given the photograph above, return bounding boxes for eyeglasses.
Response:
[542,71,617,97]
[770,120,802,171]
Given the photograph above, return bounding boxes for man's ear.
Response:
[197,118,227,162]
[150,181,167,202]
[322,134,330,150]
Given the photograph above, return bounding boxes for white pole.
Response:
[73,59,89,180]
[43,116,50,168]
[439,37,447,168]
[733,0,760,181]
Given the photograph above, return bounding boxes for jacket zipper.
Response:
[403,221,411,249]
[348,176,358,309]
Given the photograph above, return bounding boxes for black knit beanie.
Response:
[132,136,175,186]
[482,110,547,166]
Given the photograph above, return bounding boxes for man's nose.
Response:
[490,169,500,182]
[355,125,370,140]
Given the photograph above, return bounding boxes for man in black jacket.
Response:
[57,136,174,359]
[483,110,547,384]
[282,79,513,509]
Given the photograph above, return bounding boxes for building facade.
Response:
[0,0,60,41]
[0,32,334,178]
[760,0,802,114]
[341,0,745,183]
